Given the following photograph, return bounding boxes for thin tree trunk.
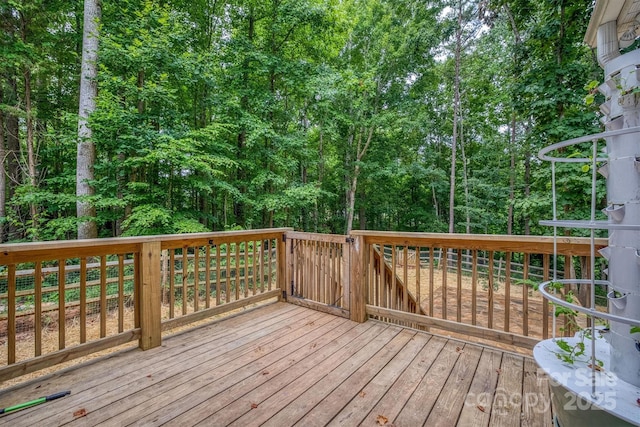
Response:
[23,67,38,239]
[5,79,20,240]
[460,117,470,233]
[0,90,6,243]
[507,114,516,235]
[504,4,521,236]
[449,0,463,234]
[346,126,374,234]
[76,0,101,239]
[524,149,531,234]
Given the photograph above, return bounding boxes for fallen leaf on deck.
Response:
[477,405,485,412]
[359,391,366,398]
[376,414,388,425]
[496,369,502,374]
[262,371,269,375]
[73,408,87,418]
[251,403,259,409]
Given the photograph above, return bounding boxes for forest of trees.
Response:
[0,0,605,242]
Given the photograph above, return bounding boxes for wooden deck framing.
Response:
[0,303,552,426]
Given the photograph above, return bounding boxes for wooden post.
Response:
[139,241,162,350]
[349,235,367,322]
[278,234,288,301]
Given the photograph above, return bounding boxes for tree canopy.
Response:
[0,0,603,241]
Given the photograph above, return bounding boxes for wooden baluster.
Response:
[58,260,66,349]
[35,261,43,354]
[244,241,249,298]
[442,247,448,320]
[391,245,397,310]
[523,253,529,336]
[252,240,258,296]
[169,250,175,318]
[415,247,421,314]
[8,264,16,364]
[182,248,188,314]
[205,246,211,308]
[226,243,231,303]
[118,255,124,333]
[324,242,330,304]
[472,250,478,326]
[215,245,221,306]
[235,242,241,301]
[488,251,494,330]
[403,246,409,313]
[428,247,434,317]
[268,239,274,291]
[504,252,511,333]
[194,247,200,312]
[100,256,107,338]
[457,248,462,323]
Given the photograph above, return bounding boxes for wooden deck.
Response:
[0,302,553,426]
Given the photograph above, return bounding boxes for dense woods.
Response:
[0,0,603,241]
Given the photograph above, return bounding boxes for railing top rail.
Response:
[286,231,347,244]
[0,228,292,264]
[350,231,607,256]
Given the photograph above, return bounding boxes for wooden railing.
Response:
[351,231,607,350]
[0,228,608,382]
[284,232,350,318]
[0,229,289,382]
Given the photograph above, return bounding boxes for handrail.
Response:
[0,229,607,382]
[351,230,607,256]
[351,230,606,350]
[0,228,290,382]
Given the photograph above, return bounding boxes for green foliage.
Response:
[0,0,602,240]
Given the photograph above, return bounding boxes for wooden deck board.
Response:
[456,348,503,427]
[361,335,447,425]
[12,305,314,427]
[424,344,483,426]
[0,302,553,427]
[394,340,463,426]
[293,329,417,427]
[130,316,361,426]
[489,352,526,427]
[327,333,431,426]
[86,310,340,426]
[222,322,386,425]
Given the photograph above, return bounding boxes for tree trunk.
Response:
[345,126,374,234]
[460,117,470,233]
[449,0,463,234]
[507,114,516,235]
[23,67,38,239]
[76,0,101,239]
[5,79,20,241]
[0,90,6,243]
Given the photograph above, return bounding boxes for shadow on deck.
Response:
[0,302,553,426]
